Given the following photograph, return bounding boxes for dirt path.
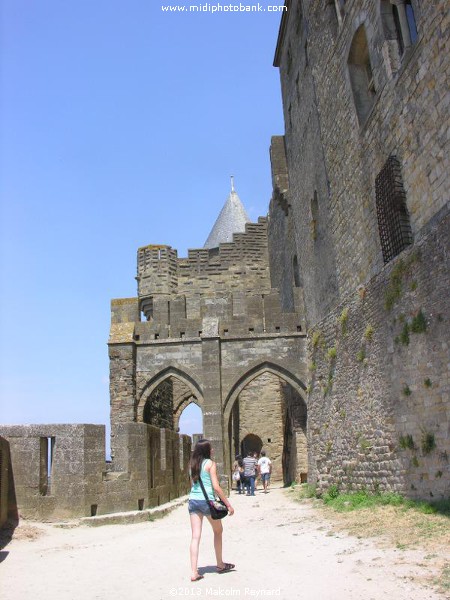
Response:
[0,487,444,600]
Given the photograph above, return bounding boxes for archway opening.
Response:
[141,372,203,433]
[227,370,307,486]
[143,379,173,429]
[178,402,203,440]
[241,433,263,457]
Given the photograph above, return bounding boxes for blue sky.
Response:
[0,1,285,451]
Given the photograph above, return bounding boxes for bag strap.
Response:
[198,475,210,502]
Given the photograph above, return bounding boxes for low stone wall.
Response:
[0,436,11,527]
[0,424,191,521]
[306,209,450,500]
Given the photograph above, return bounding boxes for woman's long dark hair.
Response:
[190,439,212,482]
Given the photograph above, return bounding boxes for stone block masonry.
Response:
[306,208,450,500]
[271,0,449,499]
[0,424,191,520]
[0,436,15,527]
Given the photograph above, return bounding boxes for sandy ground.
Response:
[0,486,445,600]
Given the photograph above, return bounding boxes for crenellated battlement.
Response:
[136,218,271,312]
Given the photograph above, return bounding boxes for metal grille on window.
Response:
[375,156,412,263]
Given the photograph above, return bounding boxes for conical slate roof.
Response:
[204,178,250,249]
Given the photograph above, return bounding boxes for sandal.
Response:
[217,563,235,573]
[191,574,204,582]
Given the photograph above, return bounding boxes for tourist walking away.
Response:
[257,450,272,493]
[188,439,235,582]
[243,450,258,496]
[232,454,244,494]
[253,451,260,490]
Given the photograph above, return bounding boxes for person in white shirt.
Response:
[257,450,272,493]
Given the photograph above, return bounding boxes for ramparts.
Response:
[0,424,191,521]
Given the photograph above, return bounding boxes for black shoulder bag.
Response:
[198,476,228,520]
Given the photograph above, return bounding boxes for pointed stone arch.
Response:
[224,361,307,486]
[137,366,204,424]
[223,361,306,424]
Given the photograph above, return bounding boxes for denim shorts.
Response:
[188,499,211,516]
[261,473,270,482]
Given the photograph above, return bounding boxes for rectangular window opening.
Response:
[138,498,144,511]
[39,436,55,496]
[91,504,98,516]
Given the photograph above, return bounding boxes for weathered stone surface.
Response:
[0,424,190,520]
[273,0,449,499]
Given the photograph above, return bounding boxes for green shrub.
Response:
[359,437,372,452]
[338,307,349,334]
[327,346,337,361]
[324,484,340,501]
[399,434,415,450]
[385,259,405,310]
[312,330,323,349]
[356,349,366,363]
[364,324,374,341]
[400,323,410,345]
[422,432,436,455]
[403,385,412,396]
[411,309,427,333]
[424,378,432,388]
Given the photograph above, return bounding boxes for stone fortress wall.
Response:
[0,424,191,521]
[272,0,449,499]
[0,436,14,527]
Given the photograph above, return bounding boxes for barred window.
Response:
[375,156,412,263]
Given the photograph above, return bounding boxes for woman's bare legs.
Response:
[207,516,224,569]
[190,512,204,580]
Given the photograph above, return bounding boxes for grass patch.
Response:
[436,564,450,593]
[323,490,405,511]
[291,485,450,594]
[294,485,450,517]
